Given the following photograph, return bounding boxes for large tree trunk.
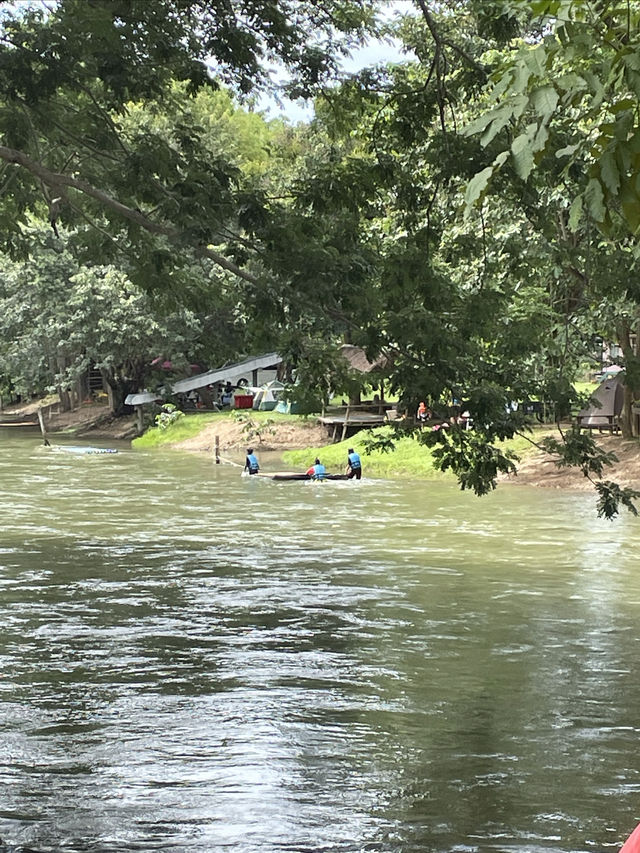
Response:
[101,370,136,416]
[56,386,72,412]
[617,318,640,438]
[50,353,72,412]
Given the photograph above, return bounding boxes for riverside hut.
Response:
[576,373,625,434]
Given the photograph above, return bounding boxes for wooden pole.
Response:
[135,404,144,435]
[215,435,221,464]
[37,407,51,446]
[341,404,350,442]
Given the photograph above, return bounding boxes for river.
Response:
[1,429,639,852]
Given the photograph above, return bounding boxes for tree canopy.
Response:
[3,0,640,517]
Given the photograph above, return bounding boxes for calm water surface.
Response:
[1,429,640,852]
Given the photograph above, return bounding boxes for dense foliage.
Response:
[3,0,640,516]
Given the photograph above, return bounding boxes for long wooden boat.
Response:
[254,471,350,481]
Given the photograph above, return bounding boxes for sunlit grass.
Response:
[282,424,553,480]
[133,408,557,482]
[284,428,452,480]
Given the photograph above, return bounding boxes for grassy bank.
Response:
[133,409,546,481]
[283,430,452,479]
[282,425,541,480]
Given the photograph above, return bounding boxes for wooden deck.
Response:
[318,407,389,441]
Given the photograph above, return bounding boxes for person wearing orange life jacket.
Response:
[306,458,326,480]
[417,401,429,423]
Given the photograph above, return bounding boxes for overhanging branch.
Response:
[0,144,260,285]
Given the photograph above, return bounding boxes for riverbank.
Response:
[502,432,640,491]
[0,398,138,439]
[132,407,640,491]
[5,398,640,490]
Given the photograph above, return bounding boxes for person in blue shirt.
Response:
[244,447,260,475]
[306,458,326,480]
[346,448,362,480]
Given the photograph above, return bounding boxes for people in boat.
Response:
[306,458,326,480]
[244,447,260,475]
[346,447,362,480]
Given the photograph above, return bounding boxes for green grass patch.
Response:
[574,380,598,394]
[282,427,454,480]
[132,412,220,448]
[282,424,552,480]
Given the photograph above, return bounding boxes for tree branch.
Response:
[0,144,260,285]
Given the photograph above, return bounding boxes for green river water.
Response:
[1,429,640,852]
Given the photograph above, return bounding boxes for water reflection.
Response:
[1,430,640,851]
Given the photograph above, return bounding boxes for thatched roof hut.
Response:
[339,344,387,374]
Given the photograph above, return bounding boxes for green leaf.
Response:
[511,133,534,180]
[621,182,640,232]
[533,123,549,152]
[610,97,637,113]
[568,195,583,231]
[600,150,620,195]
[614,110,634,141]
[531,85,558,119]
[464,167,494,209]
[463,110,499,138]
[623,52,640,72]
[585,178,605,222]
[531,0,559,12]
[556,72,588,94]
[523,45,547,78]
[555,142,579,158]
[510,61,531,95]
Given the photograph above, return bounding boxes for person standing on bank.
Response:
[346,448,362,480]
[245,447,260,475]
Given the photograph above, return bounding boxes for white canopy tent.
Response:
[125,353,282,407]
[251,379,286,411]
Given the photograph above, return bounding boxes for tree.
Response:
[0,227,205,414]
[2,0,638,517]
[0,0,379,288]
[456,1,640,472]
[244,1,640,517]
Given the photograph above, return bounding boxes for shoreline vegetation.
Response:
[5,399,640,492]
[135,409,640,492]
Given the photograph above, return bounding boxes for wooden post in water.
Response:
[214,435,221,464]
[37,407,51,446]
[135,404,144,436]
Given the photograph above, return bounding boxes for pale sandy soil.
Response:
[170,416,330,454]
[1,399,138,439]
[501,433,640,491]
